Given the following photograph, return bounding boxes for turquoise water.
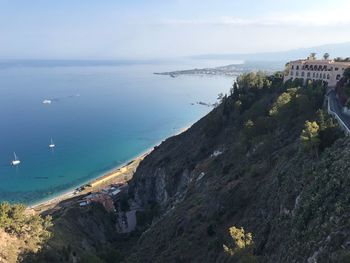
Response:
[0,59,233,204]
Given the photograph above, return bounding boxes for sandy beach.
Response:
[28,126,190,215]
[28,152,148,214]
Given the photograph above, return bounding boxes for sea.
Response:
[0,58,235,205]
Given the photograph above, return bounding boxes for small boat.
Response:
[49,138,55,148]
[42,99,52,104]
[11,152,20,166]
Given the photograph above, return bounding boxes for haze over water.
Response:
[0,59,233,205]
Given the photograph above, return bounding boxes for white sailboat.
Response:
[11,152,20,166]
[49,138,55,148]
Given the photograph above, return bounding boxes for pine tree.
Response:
[301,121,320,158]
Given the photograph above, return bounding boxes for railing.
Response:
[327,94,350,135]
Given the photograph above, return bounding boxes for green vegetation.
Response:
[136,203,160,227]
[334,57,350,62]
[0,202,52,262]
[300,121,320,158]
[309,52,317,60]
[0,202,52,238]
[121,71,349,262]
[342,68,350,107]
[223,226,254,256]
[20,203,135,263]
[236,71,272,91]
[222,226,256,263]
[269,90,293,116]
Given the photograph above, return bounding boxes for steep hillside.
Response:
[23,203,138,263]
[125,73,349,262]
[0,203,52,263]
[25,72,350,263]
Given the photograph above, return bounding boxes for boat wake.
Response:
[42,94,80,104]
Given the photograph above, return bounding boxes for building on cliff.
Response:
[284,57,350,87]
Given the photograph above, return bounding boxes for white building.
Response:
[283,58,350,87]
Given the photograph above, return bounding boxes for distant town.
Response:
[154,61,283,77]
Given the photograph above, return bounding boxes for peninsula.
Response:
[154,61,283,77]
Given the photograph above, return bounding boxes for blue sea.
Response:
[0,59,234,205]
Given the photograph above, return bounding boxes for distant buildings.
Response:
[284,57,350,87]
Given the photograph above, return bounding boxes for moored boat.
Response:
[11,152,20,166]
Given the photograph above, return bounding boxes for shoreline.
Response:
[28,149,150,208]
[28,125,190,214]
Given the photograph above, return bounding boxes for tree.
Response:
[323,53,330,60]
[309,52,317,60]
[316,109,326,130]
[234,100,242,114]
[230,82,240,100]
[237,72,271,90]
[0,202,53,262]
[300,121,320,158]
[284,63,290,76]
[343,67,350,81]
[243,119,255,139]
[334,57,345,62]
[296,93,311,114]
[0,201,52,240]
[0,202,11,229]
[223,226,256,262]
[217,93,225,104]
[343,68,350,103]
[269,91,293,116]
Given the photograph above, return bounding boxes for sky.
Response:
[1,0,350,59]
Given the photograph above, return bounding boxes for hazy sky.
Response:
[1,0,350,59]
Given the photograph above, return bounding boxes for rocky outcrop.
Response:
[128,111,221,211]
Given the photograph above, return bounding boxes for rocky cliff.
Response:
[125,73,350,262]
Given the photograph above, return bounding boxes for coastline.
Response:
[28,125,190,214]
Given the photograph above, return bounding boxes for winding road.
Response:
[327,89,350,134]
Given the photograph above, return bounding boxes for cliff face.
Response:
[128,113,218,210]
[125,75,350,262]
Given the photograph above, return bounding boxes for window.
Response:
[296,65,299,70]
[329,67,333,71]
[335,67,339,71]
[291,71,294,76]
[310,65,314,70]
[323,73,326,79]
[296,71,299,76]
[336,74,341,80]
[291,65,294,69]
[327,74,330,79]
[307,72,311,77]
[316,73,319,78]
[301,72,305,77]
[313,72,316,78]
